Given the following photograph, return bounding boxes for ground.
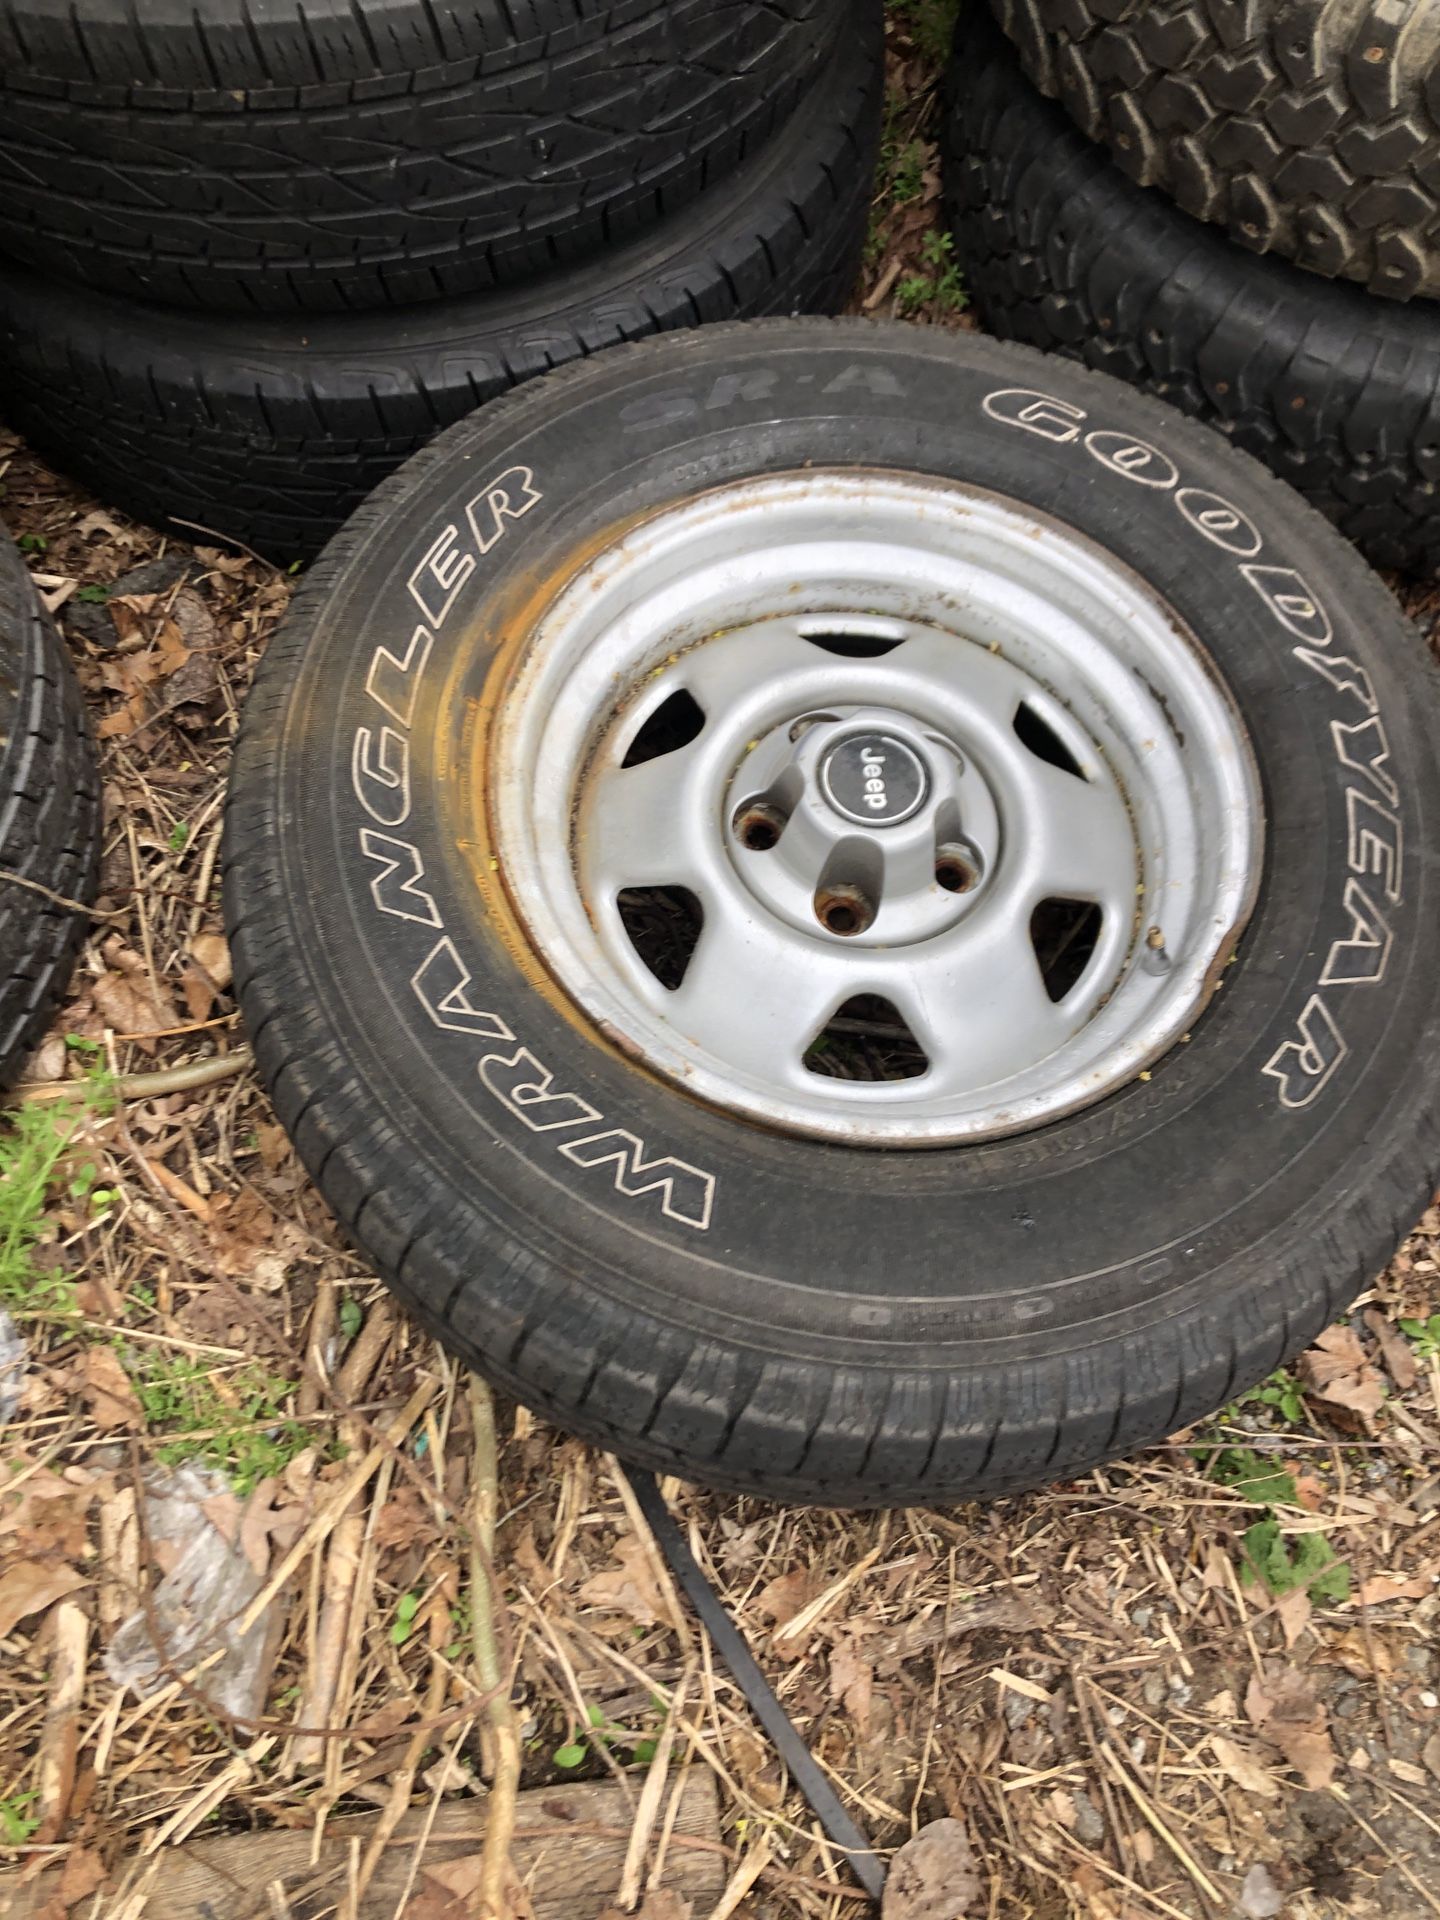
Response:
[2,7,1440,1917]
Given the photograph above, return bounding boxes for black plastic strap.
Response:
[624,1465,887,1902]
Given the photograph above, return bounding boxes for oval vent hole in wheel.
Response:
[1030,898,1104,1003]
[804,994,929,1081]
[1014,701,1086,779]
[802,632,905,658]
[621,689,705,767]
[617,887,704,990]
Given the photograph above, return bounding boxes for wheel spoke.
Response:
[664,908,858,1085]
[583,749,708,893]
[895,917,1073,1094]
[1024,761,1136,909]
[679,621,834,716]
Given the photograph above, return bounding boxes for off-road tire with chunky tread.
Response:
[988,0,1440,301]
[0,0,842,312]
[0,11,880,566]
[0,526,99,1089]
[945,5,1440,578]
[224,319,1440,1506]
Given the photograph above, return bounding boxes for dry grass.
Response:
[3,10,1440,1916]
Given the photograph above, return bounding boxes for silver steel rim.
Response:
[490,473,1262,1145]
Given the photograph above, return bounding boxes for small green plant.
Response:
[0,1090,112,1320]
[168,821,190,851]
[1240,1519,1350,1605]
[1238,1367,1308,1425]
[890,138,927,207]
[0,1790,39,1845]
[75,583,110,604]
[1207,1447,1298,1507]
[338,1295,364,1341]
[391,1591,421,1647]
[888,0,961,63]
[896,230,968,317]
[129,1350,307,1492]
[17,532,47,555]
[1400,1312,1440,1360]
[445,1592,474,1661]
[552,1739,587,1769]
[63,1033,102,1055]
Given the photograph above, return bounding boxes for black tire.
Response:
[0,0,840,313]
[944,6,1440,579]
[0,14,880,567]
[987,0,1440,303]
[0,526,99,1089]
[224,318,1440,1507]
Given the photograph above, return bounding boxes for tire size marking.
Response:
[349,468,717,1232]
[985,386,1406,1112]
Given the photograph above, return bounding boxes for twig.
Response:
[34,1600,89,1843]
[17,1045,252,1102]
[469,1375,522,1920]
[0,865,117,916]
[620,1667,693,1908]
[1098,1740,1222,1907]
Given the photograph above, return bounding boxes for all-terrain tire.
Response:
[945,5,1440,578]
[988,0,1440,302]
[0,526,99,1089]
[0,11,880,565]
[0,0,842,312]
[224,319,1440,1507]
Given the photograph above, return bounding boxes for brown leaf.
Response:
[1298,1325,1386,1419]
[189,931,233,990]
[56,1844,107,1910]
[578,1537,670,1628]
[1274,1585,1312,1649]
[1210,1735,1279,1799]
[756,1567,820,1630]
[883,1817,983,1919]
[0,1559,85,1638]
[78,1345,142,1431]
[1244,1663,1336,1790]
[829,1634,875,1736]
[1363,1309,1419,1391]
[92,965,180,1052]
[1354,1566,1436,1606]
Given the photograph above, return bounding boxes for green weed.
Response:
[128,1350,307,1493]
[888,0,961,63]
[895,231,968,317]
[0,1790,39,1845]
[1240,1519,1350,1605]
[0,1084,111,1321]
[1400,1312,1440,1360]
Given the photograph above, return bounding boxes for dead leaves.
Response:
[829,1633,875,1736]
[1209,1735,1280,1799]
[0,1559,86,1638]
[578,1537,671,1629]
[1245,1665,1337,1791]
[76,1344,143,1431]
[1298,1325,1386,1422]
[883,1817,983,1919]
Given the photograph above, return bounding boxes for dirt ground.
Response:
[3,11,1440,1918]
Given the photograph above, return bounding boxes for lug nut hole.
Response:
[935,845,981,894]
[733,803,787,850]
[815,885,874,937]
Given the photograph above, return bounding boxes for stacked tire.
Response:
[943,0,1440,576]
[0,0,881,563]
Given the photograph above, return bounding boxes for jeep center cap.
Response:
[819,732,929,827]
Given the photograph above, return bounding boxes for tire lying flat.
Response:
[0,525,98,1089]
[987,0,1440,303]
[224,319,1440,1507]
[0,0,838,312]
[945,6,1440,579]
[0,12,880,565]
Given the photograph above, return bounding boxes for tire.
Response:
[944,6,1440,579]
[224,318,1440,1507]
[987,0,1440,303]
[0,13,880,566]
[0,525,99,1089]
[0,0,839,313]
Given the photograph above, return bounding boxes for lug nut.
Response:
[935,844,981,894]
[814,883,875,936]
[733,802,788,850]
